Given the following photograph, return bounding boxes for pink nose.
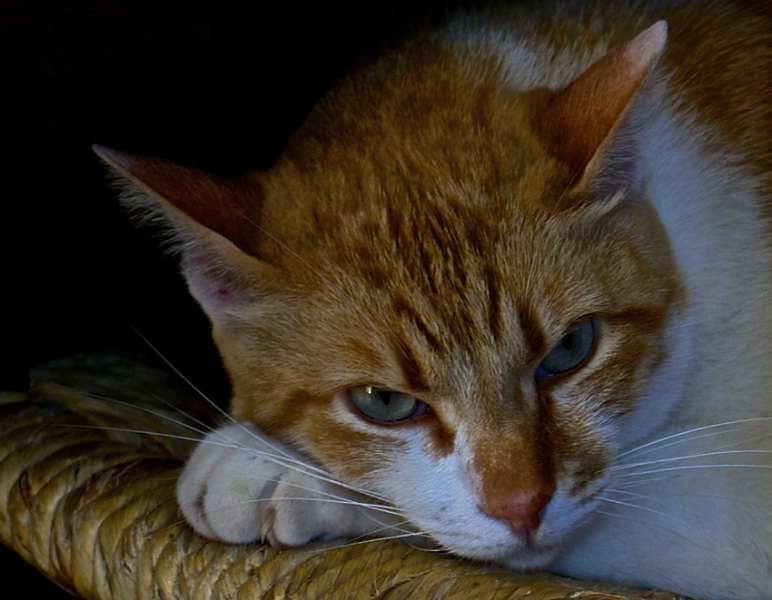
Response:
[484,489,552,539]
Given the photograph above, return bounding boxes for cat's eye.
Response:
[348,386,426,423]
[536,319,595,379]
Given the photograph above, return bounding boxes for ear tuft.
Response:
[93,145,265,257]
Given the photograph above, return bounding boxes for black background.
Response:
[0,0,469,596]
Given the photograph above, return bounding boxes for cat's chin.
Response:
[493,543,562,571]
[442,532,563,570]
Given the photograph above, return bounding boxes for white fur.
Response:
[177,422,412,545]
[548,83,772,600]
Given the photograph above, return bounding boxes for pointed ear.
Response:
[94,145,276,317]
[93,145,265,256]
[529,21,667,191]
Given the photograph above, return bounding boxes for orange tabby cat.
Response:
[96,1,772,598]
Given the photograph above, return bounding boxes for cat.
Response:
[94,1,772,598]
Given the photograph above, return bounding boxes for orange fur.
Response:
[98,2,772,597]
[99,6,685,522]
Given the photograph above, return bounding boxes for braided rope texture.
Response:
[0,355,688,600]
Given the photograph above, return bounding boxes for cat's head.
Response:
[97,21,683,566]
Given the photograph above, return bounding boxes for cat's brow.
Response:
[516,303,547,358]
[392,295,446,354]
[392,336,430,392]
[484,266,504,343]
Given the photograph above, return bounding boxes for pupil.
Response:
[563,333,574,351]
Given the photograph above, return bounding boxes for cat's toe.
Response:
[176,423,282,542]
[176,421,343,545]
[260,506,280,546]
[258,472,338,546]
[177,422,394,547]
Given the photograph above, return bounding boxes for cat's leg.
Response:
[176,422,406,546]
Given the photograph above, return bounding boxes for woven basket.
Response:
[0,354,688,600]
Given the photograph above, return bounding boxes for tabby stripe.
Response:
[517,303,547,358]
[393,296,445,353]
[485,267,503,343]
[393,337,429,392]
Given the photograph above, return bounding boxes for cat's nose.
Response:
[484,488,552,539]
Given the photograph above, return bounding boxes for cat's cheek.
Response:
[290,396,413,484]
[356,430,524,560]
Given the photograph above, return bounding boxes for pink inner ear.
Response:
[180,239,281,317]
[198,282,234,312]
[207,282,235,309]
[183,261,241,313]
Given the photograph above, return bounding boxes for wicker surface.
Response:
[0,355,689,600]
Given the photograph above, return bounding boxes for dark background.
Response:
[3,0,462,396]
[0,0,468,596]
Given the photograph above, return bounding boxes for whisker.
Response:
[70,420,401,521]
[67,384,390,502]
[202,495,409,520]
[131,330,392,502]
[597,496,689,528]
[129,329,300,464]
[55,423,226,447]
[235,209,320,274]
[237,480,408,518]
[129,330,307,465]
[616,462,772,479]
[52,384,379,498]
[610,475,670,489]
[49,383,217,440]
[600,488,651,501]
[617,418,772,460]
[296,530,431,557]
[130,327,234,422]
[611,448,772,474]
[619,427,744,461]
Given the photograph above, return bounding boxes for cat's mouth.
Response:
[491,528,564,569]
[497,523,570,568]
[439,484,607,569]
[420,508,565,569]
[449,526,563,569]
[502,541,562,569]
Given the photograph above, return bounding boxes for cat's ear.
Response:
[528,21,667,194]
[94,145,276,316]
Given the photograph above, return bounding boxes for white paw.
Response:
[176,422,404,546]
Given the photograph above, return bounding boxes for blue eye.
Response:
[348,386,425,423]
[536,319,595,379]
